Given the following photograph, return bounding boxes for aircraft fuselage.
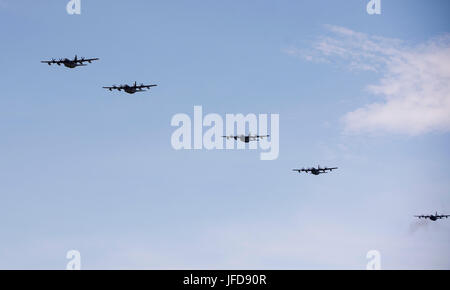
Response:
[64,61,77,68]
[236,136,260,143]
[242,136,251,143]
[123,87,143,94]
[61,60,85,68]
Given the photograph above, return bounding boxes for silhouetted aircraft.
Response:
[415,212,449,221]
[222,134,269,143]
[103,82,158,94]
[41,55,99,68]
[293,165,338,175]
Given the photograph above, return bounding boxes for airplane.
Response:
[222,134,269,143]
[415,212,450,221]
[41,55,99,68]
[102,82,158,94]
[293,165,338,175]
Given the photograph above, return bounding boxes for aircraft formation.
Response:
[41,55,157,94]
[40,55,448,223]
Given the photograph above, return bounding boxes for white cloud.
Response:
[287,25,450,135]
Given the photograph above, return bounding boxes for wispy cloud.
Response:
[285,25,450,135]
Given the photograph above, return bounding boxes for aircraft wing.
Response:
[293,169,310,173]
[77,58,99,64]
[139,84,158,89]
[437,215,450,219]
[103,86,123,91]
[415,215,430,219]
[41,59,63,65]
[317,167,338,172]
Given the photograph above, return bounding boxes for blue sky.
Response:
[0,0,449,269]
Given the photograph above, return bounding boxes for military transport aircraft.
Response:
[222,134,270,143]
[103,82,158,94]
[293,166,338,175]
[415,212,450,221]
[41,55,99,68]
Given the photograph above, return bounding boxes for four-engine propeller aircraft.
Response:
[415,212,449,221]
[222,134,270,143]
[103,82,158,94]
[293,165,338,175]
[41,55,99,68]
